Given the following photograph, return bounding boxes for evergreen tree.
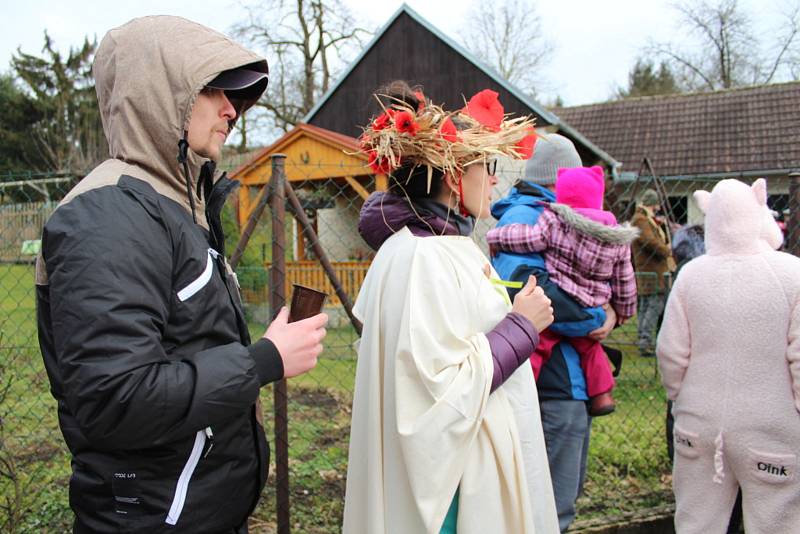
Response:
[12,32,105,173]
[0,73,46,172]
[617,59,681,99]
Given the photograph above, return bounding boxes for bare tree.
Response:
[462,0,554,96]
[647,0,800,91]
[232,0,370,138]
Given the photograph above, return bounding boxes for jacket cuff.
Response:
[486,312,540,392]
[248,339,284,386]
[506,312,539,347]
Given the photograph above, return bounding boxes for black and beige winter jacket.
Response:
[35,16,280,533]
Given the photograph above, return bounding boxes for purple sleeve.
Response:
[486,312,539,392]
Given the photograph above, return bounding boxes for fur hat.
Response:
[672,224,705,265]
[637,188,660,207]
[524,133,582,185]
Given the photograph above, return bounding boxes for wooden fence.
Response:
[0,202,54,262]
[243,260,371,307]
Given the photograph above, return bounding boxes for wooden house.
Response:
[230,3,618,288]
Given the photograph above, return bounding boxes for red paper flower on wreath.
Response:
[439,117,460,142]
[367,150,394,174]
[394,110,420,136]
[464,89,504,132]
[514,130,537,159]
[371,109,396,131]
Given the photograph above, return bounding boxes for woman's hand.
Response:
[512,275,554,333]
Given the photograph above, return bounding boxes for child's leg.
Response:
[570,337,615,398]
[531,329,560,381]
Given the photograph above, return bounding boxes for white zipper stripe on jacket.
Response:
[177,248,220,302]
[165,428,208,525]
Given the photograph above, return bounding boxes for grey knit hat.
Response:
[524,133,582,185]
[637,188,660,207]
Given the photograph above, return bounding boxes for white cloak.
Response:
[343,228,558,534]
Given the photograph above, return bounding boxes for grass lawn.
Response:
[0,265,74,533]
[1,264,672,533]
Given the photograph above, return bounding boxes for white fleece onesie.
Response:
[657,179,800,534]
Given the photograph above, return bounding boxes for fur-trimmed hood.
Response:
[548,202,640,244]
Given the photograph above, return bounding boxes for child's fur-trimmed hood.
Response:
[548,202,640,244]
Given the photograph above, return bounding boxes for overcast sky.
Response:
[3,0,792,106]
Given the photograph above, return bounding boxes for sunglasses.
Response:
[485,159,498,176]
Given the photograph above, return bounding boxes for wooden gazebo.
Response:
[229,123,386,304]
[230,122,386,225]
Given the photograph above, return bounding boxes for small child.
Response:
[486,166,638,415]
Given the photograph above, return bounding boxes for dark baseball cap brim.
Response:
[207,67,269,101]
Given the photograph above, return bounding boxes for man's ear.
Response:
[693,190,711,214]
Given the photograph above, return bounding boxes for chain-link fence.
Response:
[0,171,76,532]
[1,163,798,533]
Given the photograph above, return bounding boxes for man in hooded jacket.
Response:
[35,16,327,533]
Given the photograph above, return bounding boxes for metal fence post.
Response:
[269,154,290,534]
[788,171,800,257]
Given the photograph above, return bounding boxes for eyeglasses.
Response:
[485,159,498,176]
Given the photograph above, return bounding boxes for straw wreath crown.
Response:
[359,89,538,191]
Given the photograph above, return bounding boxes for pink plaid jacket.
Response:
[487,206,638,318]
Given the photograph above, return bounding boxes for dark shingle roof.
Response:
[555,82,800,177]
[302,4,618,169]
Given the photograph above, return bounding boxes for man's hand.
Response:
[588,304,617,341]
[264,307,328,378]
[511,275,554,333]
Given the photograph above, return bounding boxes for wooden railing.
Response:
[257,260,371,307]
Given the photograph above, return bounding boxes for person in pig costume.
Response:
[656,178,800,533]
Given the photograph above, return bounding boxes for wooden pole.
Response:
[230,181,272,270]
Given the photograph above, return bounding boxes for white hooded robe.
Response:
[343,228,559,534]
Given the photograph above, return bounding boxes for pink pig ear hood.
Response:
[693,178,775,256]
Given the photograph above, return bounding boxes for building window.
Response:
[768,194,789,216]
[667,196,688,224]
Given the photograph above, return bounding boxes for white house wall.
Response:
[317,194,372,261]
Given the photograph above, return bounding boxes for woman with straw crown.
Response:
[343,81,560,534]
